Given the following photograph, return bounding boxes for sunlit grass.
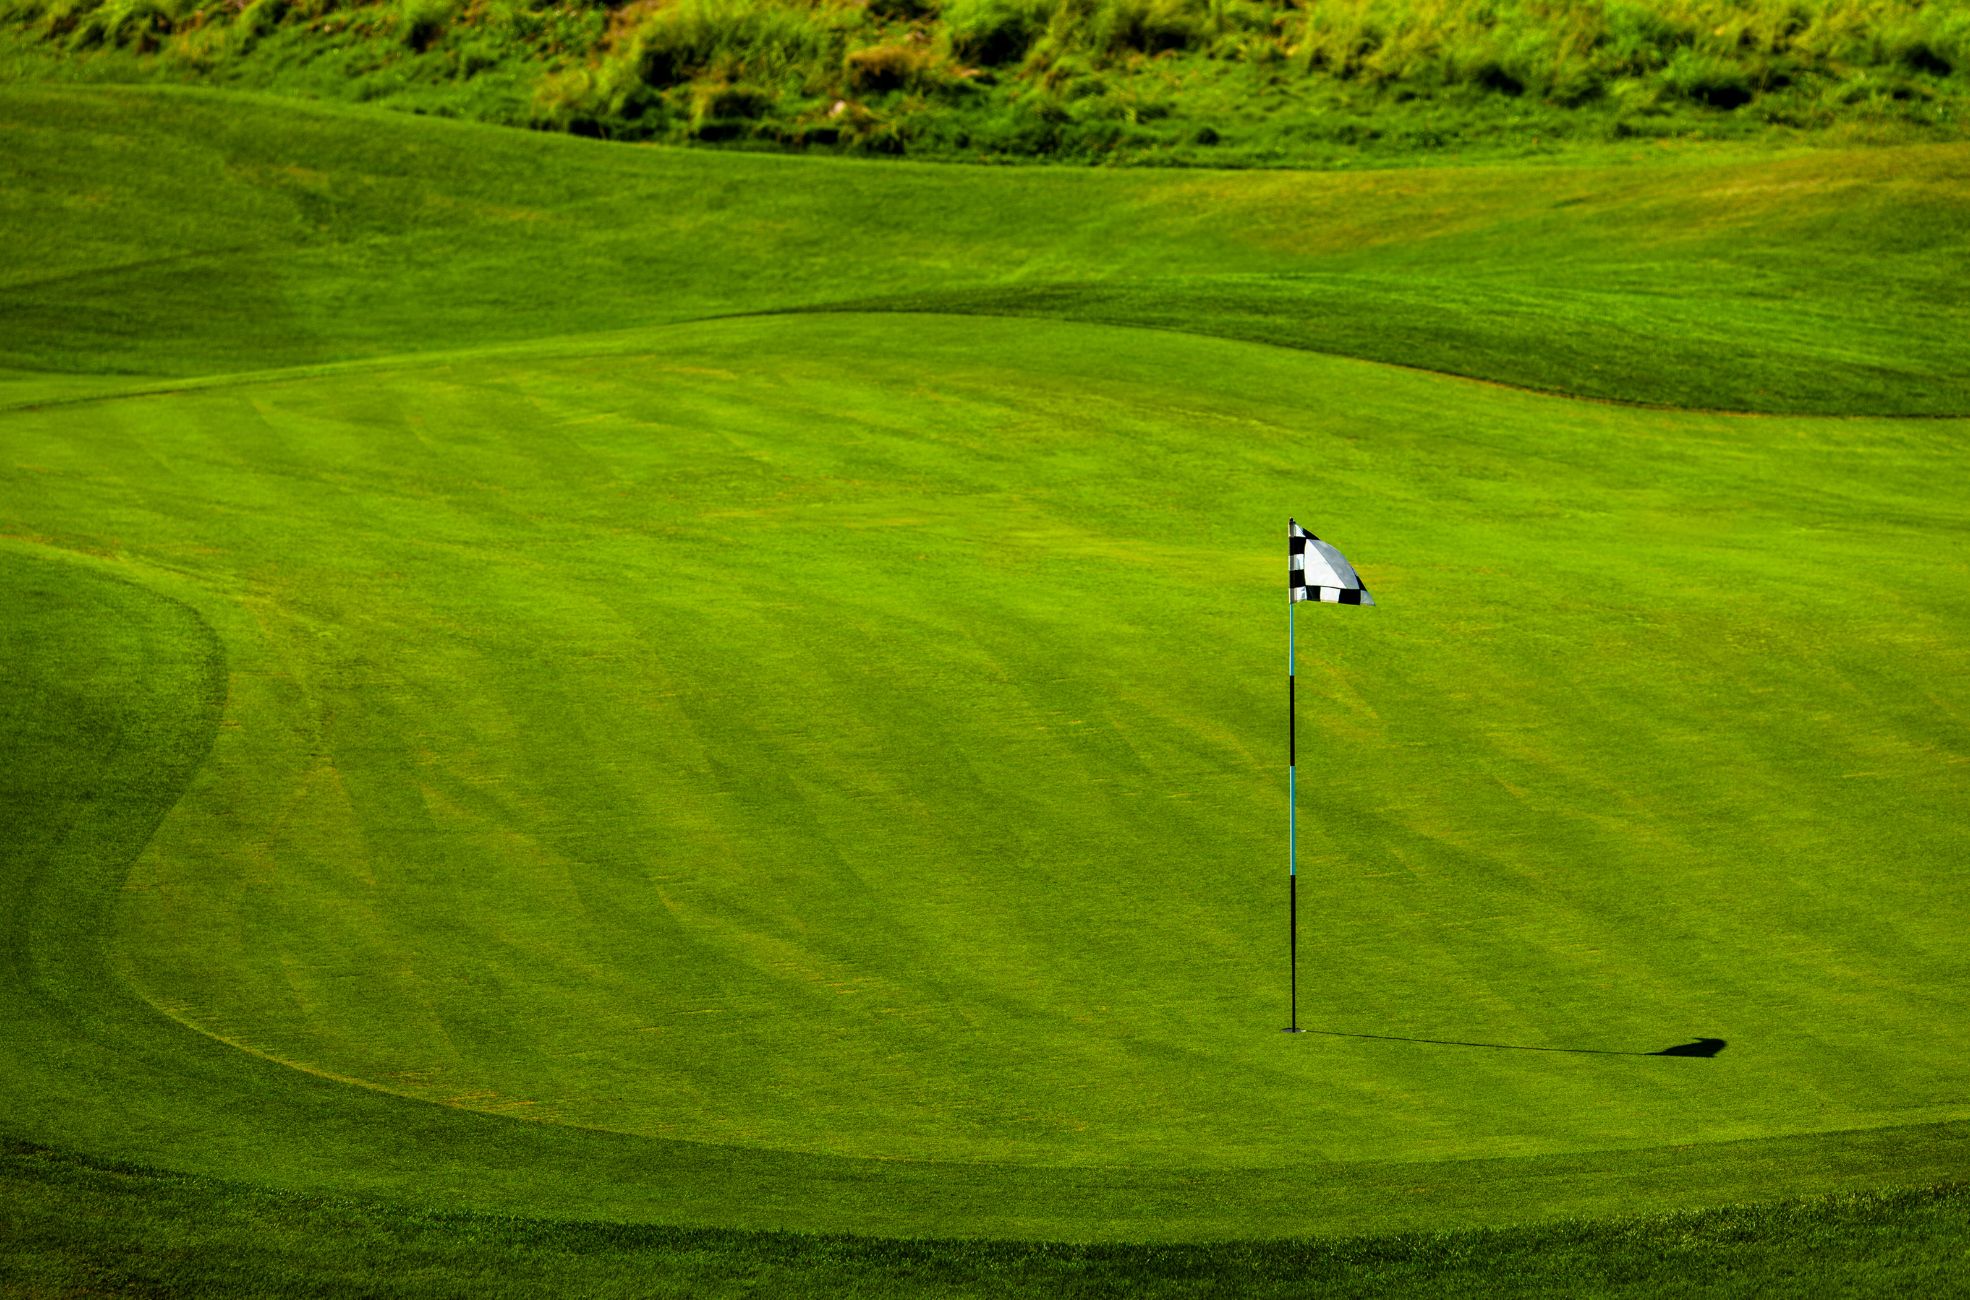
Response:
[1,79,1966,1296]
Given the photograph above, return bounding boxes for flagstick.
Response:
[1282,516,1372,1035]
[1286,589,1304,1033]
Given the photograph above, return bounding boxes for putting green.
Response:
[1,84,1967,1245]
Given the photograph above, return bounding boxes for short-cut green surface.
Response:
[4,1141,1967,1297]
[1,81,1968,1286]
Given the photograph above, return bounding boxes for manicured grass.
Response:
[3,85,1968,416]
[1,82,1967,1289]
[4,1141,1967,1297]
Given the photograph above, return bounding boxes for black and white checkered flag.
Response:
[1289,519,1373,605]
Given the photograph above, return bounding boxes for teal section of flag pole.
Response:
[1286,569,1302,1033]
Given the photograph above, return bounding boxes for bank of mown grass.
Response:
[5,83,1970,416]
[1,1141,1964,1297]
[3,0,1967,162]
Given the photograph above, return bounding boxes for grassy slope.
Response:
[4,85,1970,417]
[2,82,1968,1287]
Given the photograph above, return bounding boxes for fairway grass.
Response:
[2,81,1968,1289]
[5,85,1970,416]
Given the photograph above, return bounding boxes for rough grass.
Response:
[2,0,1967,160]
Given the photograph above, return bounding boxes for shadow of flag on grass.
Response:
[1298,1030,1728,1058]
[1651,1038,1728,1057]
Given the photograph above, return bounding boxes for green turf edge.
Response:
[2,305,1964,435]
[4,1137,1966,1299]
[737,301,1970,421]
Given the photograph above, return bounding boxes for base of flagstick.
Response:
[1281,1027,1305,1033]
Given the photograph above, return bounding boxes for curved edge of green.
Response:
[741,299,1970,422]
[2,540,1966,1243]
[5,1137,1968,1298]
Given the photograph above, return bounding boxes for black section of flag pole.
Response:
[1289,875,1298,1032]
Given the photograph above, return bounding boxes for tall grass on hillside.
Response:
[3,0,1968,160]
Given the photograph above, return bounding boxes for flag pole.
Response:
[1282,515,1372,1035]
[1286,535,1303,1033]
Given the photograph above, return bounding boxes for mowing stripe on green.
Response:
[3,303,1966,1238]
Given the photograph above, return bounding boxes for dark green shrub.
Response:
[965,83,1068,151]
[1932,12,1970,75]
[628,0,845,89]
[237,0,287,42]
[1662,48,1753,109]
[1897,39,1950,76]
[458,36,502,74]
[943,0,1047,65]
[400,0,457,50]
[699,79,774,116]
[1291,6,1382,79]
[1199,0,1267,42]
[1598,1,1689,75]
[845,40,944,90]
[1881,12,1965,80]
[533,58,669,136]
[36,0,104,40]
[1472,58,1524,96]
[1547,62,1604,107]
[865,0,937,20]
[1088,0,1201,56]
[64,0,174,48]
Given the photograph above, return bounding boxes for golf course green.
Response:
[2,81,1967,1292]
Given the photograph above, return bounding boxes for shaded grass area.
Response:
[3,1140,1966,1297]
[785,271,1969,417]
[3,0,1969,162]
[2,85,1968,416]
